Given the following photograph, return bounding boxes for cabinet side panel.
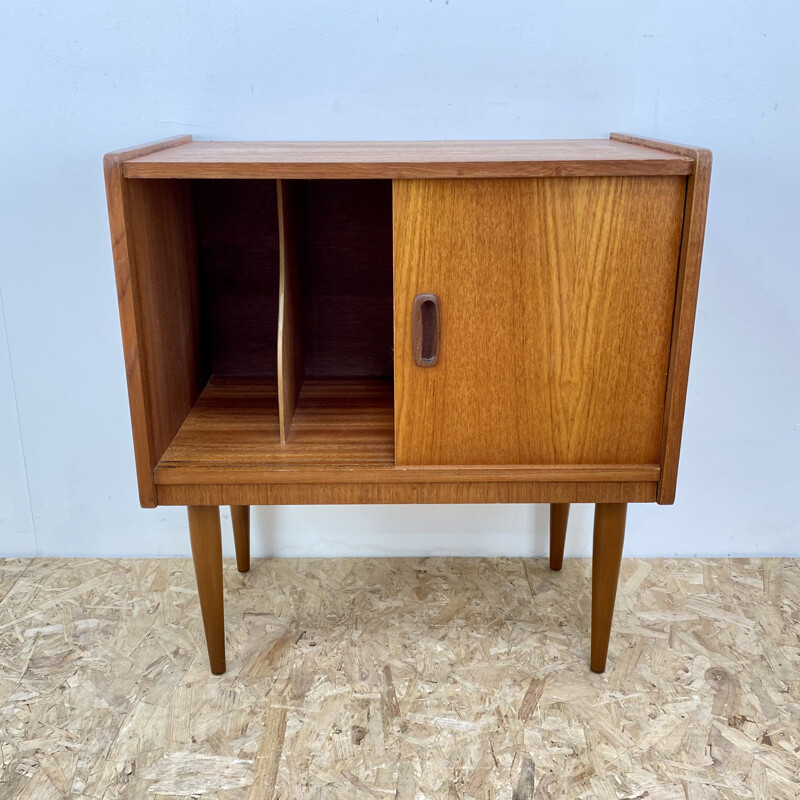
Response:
[123,178,203,477]
[658,155,711,502]
[103,136,192,507]
[394,176,686,466]
[610,136,713,504]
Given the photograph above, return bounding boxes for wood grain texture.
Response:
[157,377,393,477]
[121,139,693,179]
[157,481,656,506]
[549,503,570,571]
[394,176,686,466]
[159,465,657,486]
[158,465,658,486]
[154,377,658,487]
[611,134,713,505]
[187,505,226,674]
[230,505,250,573]
[103,135,194,508]
[276,180,304,442]
[124,179,203,466]
[590,502,627,673]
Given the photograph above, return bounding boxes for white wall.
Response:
[1,1,798,559]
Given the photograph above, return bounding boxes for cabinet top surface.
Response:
[120,138,694,179]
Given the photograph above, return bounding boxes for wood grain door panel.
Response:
[393,176,686,466]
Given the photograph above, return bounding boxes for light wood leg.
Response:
[590,502,627,673]
[231,505,250,573]
[549,503,570,570]
[188,506,226,674]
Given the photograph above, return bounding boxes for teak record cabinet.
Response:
[104,134,711,675]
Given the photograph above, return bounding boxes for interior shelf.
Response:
[155,376,394,482]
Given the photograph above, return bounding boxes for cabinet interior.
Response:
[129,177,395,474]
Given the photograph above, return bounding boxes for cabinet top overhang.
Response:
[120,137,694,180]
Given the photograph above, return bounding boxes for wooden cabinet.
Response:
[104,134,711,675]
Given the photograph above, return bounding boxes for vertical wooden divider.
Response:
[276,179,304,444]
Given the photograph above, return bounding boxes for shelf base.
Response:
[156,375,395,481]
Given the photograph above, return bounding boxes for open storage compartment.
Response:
[272,179,394,460]
[194,179,281,379]
[120,175,395,485]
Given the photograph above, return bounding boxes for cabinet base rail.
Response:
[187,502,626,675]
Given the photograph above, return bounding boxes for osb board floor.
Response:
[1,557,799,800]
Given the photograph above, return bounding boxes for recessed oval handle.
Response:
[412,293,440,367]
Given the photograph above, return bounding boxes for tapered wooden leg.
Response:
[590,502,627,673]
[231,505,250,573]
[549,503,570,570]
[188,506,226,674]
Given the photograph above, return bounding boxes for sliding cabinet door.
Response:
[393,176,686,466]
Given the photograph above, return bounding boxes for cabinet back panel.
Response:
[394,176,686,465]
[193,180,280,376]
[295,180,393,377]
